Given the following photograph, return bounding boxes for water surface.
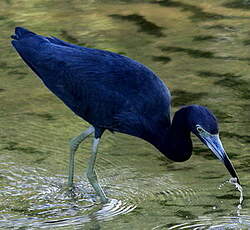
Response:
[0,0,250,229]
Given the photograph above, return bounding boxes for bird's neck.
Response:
[150,108,193,162]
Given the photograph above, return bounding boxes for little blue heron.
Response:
[11,27,240,203]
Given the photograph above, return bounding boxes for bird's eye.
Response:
[196,125,203,133]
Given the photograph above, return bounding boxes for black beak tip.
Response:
[226,163,240,186]
[220,154,240,185]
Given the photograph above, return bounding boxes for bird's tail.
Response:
[10,27,46,78]
[11,27,36,40]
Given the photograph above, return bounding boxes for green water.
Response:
[0,0,250,229]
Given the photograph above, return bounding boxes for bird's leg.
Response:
[87,137,108,203]
[68,126,95,187]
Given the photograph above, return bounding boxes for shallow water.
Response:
[0,0,250,229]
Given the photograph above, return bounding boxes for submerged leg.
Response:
[68,126,94,187]
[87,137,108,203]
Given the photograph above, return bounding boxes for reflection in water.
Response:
[154,0,250,21]
[153,0,232,21]
[197,71,250,100]
[160,46,215,58]
[193,35,219,42]
[161,46,250,61]
[0,0,250,229]
[171,89,208,106]
[109,14,165,37]
[152,55,171,64]
[223,0,250,10]
[204,24,237,31]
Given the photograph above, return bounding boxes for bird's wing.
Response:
[11,27,171,133]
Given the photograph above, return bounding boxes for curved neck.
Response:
[150,108,193,162]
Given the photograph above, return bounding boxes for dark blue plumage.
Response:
[12,28,170,137]
[11,27,239,202]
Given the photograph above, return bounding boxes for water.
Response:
[0,0,250,229]
[229,177,243,205]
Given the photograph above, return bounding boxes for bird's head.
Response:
[186,105,240,184]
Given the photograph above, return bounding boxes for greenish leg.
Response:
[87,137,108,203]
[68,126,94,187]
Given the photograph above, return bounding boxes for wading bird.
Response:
[11,27,240,203]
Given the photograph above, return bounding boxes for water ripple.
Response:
[0,162,137,228]
[166,215,250,230]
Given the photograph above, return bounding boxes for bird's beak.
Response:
[200,134,240,185]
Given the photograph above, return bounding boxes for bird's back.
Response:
[11,27,171,140]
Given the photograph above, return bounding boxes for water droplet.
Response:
[229,177,244,205]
